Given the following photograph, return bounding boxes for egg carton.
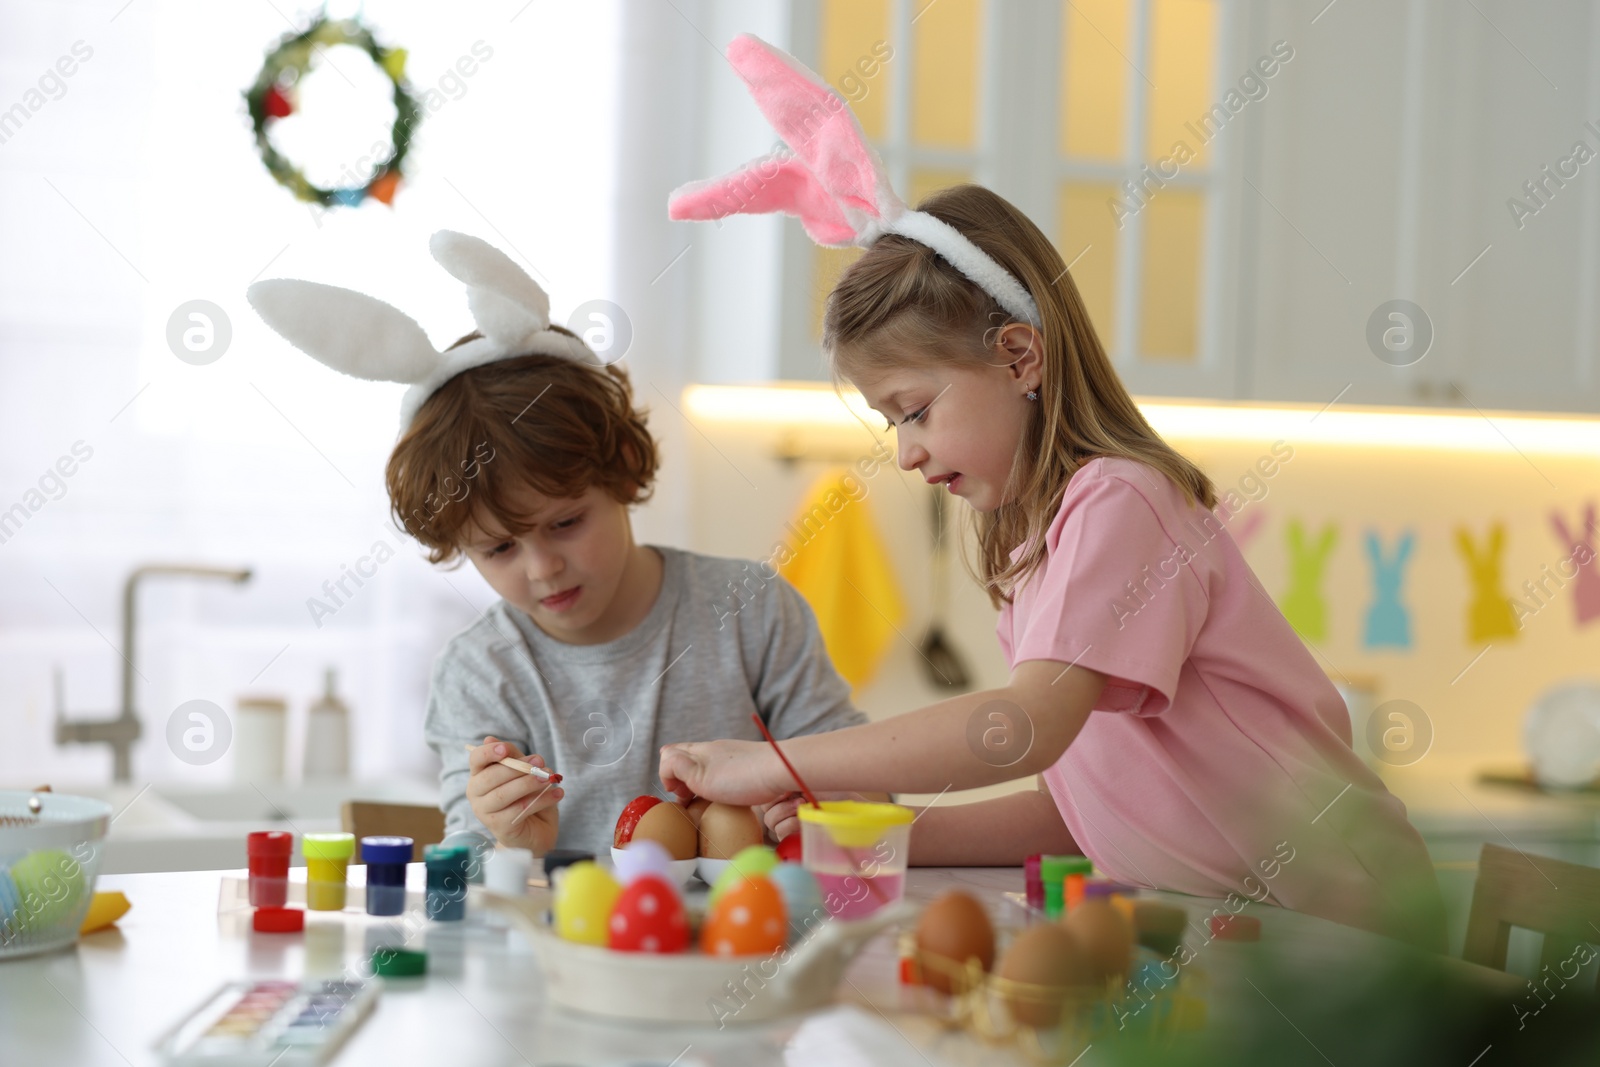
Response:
[481,887,918,1025]
[0,791,112,959]
[902,933,1206,1062]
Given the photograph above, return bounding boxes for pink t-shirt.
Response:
[999,457,1444,950]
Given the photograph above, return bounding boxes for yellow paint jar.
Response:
[301,832,355,911]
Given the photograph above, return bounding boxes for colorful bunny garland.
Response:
[667,34,1041,328]
[246,230,601,432]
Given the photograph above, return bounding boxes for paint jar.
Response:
[1040,855,1093,919]
[246,831,292,908]
[360,836,412,916]
[302,832,355,911]
[424,844,469,922]
[1023,854,1043,913]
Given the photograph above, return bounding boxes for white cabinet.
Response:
[1242,0,1600,414]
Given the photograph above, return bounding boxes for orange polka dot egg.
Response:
[700,874,788,958]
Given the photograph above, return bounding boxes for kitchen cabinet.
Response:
[1242,0,1600,414]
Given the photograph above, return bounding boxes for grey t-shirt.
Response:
[422,546,867,854]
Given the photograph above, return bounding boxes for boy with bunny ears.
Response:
[247,231,881,856]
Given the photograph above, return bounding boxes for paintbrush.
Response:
[750,714,887,904]
[463,742,563,784]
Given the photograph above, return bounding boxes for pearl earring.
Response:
[1025,388,1039,402]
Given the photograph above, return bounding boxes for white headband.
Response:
[668,34,1041,328]
[246,230,601,432]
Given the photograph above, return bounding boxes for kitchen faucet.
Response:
[55,564,252,783]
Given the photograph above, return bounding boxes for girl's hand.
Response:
[466,736,563,855]
[658,739,785,806]
[758,790,880,842]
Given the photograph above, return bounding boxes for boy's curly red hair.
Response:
[385,329,659,564]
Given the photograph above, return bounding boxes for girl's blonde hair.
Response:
[823,184,1215,605]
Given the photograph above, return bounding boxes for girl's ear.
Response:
[992,322,1044,386]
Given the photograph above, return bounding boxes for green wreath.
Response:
[244,14,421,208]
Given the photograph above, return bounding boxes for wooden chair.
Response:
[339,801,445,862]
[1462,842,1600,993]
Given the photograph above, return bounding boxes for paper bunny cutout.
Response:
[246,230,600,431]
[1549,502,1600,626]
[1363,529,1415,650]
[1454,523,1520,644]
[667,34,1041,327]
[1279,519,1338,642]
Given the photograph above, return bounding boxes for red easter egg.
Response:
[776,834,803,864]
[607,874,689,953]
[700,876,787,957]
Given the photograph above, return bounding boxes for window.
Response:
[786,0,1233,393]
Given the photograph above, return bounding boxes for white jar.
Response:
[234,697,288,781]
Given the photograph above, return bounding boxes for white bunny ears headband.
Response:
[668,34,1041,328]
[246,231,600,432]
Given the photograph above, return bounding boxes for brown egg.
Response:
[697,802,764,859]
[995,924,1088,1029]
[1060,899,1134,984]
[685,797,713,830]
[632,800,697,860]
[914,891,995,994]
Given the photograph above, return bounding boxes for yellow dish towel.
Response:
[778,469,905,689]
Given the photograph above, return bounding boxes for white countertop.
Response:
[0,864,1532,1067]
[1378,757,1600,839]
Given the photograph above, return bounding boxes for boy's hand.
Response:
[466,736,562,855]
[658,739,785,806]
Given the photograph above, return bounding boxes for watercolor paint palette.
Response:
[154,977,378,1066]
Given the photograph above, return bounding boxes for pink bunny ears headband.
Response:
[246,231,601,432]
[668,34,1041,329]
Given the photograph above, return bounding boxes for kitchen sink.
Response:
[29,779,439,874]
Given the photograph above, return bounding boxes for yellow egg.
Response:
[1060,899,1134,984]
[554,862,622,946]
[995,923,1088,1029]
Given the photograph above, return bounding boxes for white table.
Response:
[0,865,1532,1067]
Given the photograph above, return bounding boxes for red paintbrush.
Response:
[751,713,821,809]
[750,713,887,905]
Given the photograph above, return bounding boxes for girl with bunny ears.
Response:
[660,35,1445,950]
[248,230,877,857]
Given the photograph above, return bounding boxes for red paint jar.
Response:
[247,831,293,907]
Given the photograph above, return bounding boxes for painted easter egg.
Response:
[708,845,779,907]
[8,849,87,932]
[766,863,826,942]
[607,874,689,953]
[775,833,803,864]
[554,861,622,946]
[700,875,787,957]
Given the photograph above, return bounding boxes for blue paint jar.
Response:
[360,836,412,916]
[424,844,469,922]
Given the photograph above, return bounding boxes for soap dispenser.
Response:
[303,668,350,779]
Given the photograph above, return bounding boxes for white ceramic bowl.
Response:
[610,846,697,888]
[481,887,916,1024]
